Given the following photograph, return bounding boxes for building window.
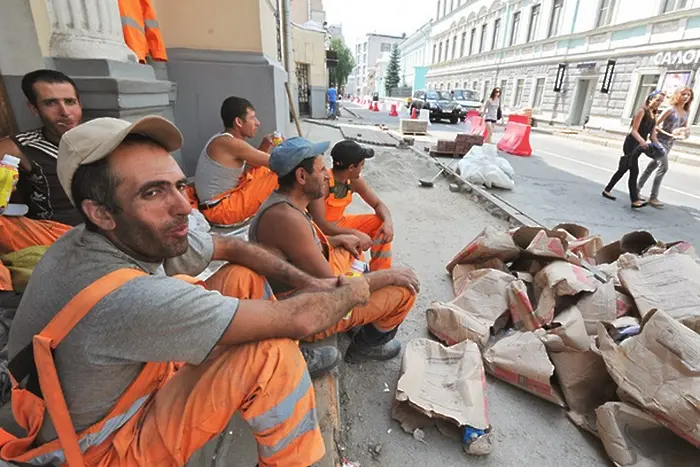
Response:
[473,80,479,91]
[433,44,437,63]
[500,78,509,102]
[631,74,660,116]
[460,31,467,56]
[443,0,448,16]
[469,28,476,55]
[452,35,457,59]
[663,0,687,12]
[380,43,392,52]
[483,80,490,100]
[437,0,441,19]
[438,42,443,62]
[514,79,525,106]
[509,12,521,46]
[451,0,455,12]
[596,0,616,27]
[533,78,545,108]
[548,0,563,37]
[527,4,541,42]
[492,18,501,50]
[479,24,487,52]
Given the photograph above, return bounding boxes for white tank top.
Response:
[194,133,246,202]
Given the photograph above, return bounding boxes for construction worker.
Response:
[118,0,168,63]
[308,140,394,271]
[3,116,371,466]
[250,137,419,366]
[194,96,279,226]
[0,69,83,291]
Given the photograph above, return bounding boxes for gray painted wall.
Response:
[166,49,290,176]
[310,86,326,119]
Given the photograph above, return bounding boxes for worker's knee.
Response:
[205,264,273,300]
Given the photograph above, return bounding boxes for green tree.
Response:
[329,37,355,92]
[385,44,401,96]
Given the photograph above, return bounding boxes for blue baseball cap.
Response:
[269,137,330,177]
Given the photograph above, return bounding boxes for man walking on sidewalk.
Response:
[309,140,394,271]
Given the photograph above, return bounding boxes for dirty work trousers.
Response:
[336,214,392,271]
[302,248,414,342]
[0,216,71,291]
[199,167,279,226]
[87,265,324,466]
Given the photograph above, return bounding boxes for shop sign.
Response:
[554,63,567,92]
[652,49,700,67]
[601,60,616,94]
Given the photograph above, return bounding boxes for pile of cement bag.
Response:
[414,223,699,464]
[456,145,515,190]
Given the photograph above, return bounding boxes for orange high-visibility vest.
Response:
[325,170,353,223]
[118,0,168,63]
[0,269,200,466]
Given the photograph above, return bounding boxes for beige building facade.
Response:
[0,0,301,176]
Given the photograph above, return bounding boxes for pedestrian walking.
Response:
[481,88,501,144]
[602,90,666,209]
[637,87,693,208]
[327,85,338,119]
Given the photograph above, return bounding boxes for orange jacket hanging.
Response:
[118,0,168,63]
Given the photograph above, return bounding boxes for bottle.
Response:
[345,259,367,278]
[272,131,284,147]
[0,155,21,216]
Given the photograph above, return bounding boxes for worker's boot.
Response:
[344,325,401,363]
[300,344,341,378]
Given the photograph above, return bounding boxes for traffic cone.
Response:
[368,100,373,110]
[389,103,399,117]
[372,101,379,112]
[410,107,418,119]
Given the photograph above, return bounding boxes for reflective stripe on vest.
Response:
[22,395,150,466]
[121,15,145,33]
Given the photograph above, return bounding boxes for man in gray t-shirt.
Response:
[4,116,370,467]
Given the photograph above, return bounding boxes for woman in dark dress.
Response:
[602,90,666,209]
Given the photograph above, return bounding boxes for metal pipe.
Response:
[281,0,293,80]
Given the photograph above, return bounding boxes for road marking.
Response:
[537,149,700,201]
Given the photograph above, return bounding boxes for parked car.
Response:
[451,89,482,113]
[410,90,466,124]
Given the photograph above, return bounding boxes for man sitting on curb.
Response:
[193,96,279,226]
[0,69,83,293]
[250,137,419,366]
[308,140,394,271]
[4,116,370,466]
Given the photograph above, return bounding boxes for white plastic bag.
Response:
[456,145,516,190]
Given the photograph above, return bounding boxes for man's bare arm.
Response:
[218,277,370,345]
[211,234,328,289]
[208,136,271,168]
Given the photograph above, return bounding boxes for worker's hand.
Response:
[351,230,373,250]
[259,134,274,153]
[388,267,420,294]
[306,276,344,291]
[335,234,363,258]
[377,222,394,243]
[345,275,371,306]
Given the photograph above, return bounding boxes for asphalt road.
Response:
[343,101,700,247]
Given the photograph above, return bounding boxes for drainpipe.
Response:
[281,0,293,80]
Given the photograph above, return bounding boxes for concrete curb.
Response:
[406,145,543,228]
[340,104,361,119]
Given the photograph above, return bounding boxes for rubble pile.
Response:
[395,223,700,464]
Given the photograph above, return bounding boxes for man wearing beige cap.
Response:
[3,116,370,466]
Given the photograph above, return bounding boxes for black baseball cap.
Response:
[331,140,375,169]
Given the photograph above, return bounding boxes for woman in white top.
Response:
[481,88,501,143]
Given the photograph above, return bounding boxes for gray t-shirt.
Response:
[8,226,239,443]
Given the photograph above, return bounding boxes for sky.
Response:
[323,0,429,49]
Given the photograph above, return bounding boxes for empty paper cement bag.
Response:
[393,338,493,456]
[598,310,700,447]
[596,402,698,467]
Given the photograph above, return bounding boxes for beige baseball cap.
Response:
[57,116,183,205]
